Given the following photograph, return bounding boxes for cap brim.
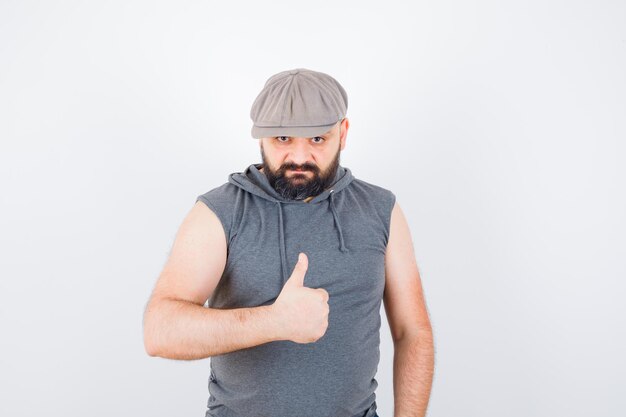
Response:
[251,123,337,139]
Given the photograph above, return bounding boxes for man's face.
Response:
[259,118,349,200]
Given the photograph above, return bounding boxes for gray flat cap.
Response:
[250,68,348,139]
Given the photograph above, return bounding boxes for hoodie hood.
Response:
[228,163,354,283]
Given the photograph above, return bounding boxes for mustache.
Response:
[281,163,318,173]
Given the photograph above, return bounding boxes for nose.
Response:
[286,138,314,166]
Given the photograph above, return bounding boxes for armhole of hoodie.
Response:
[195,194,232,246]
[383,190,397,249]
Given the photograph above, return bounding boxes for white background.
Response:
[1,1,625,416]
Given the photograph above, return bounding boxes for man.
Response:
[143,68,434,417]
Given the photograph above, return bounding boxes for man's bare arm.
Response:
[144,250,325,359]
[143,297,283,360]
[143,201,284,360]
[384,202,435,416]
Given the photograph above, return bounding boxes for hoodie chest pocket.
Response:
[308,247,386,302]
[338,210,389,255]
[316,209,388,297]
[293,213,387,300]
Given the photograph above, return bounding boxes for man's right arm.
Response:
[142,201,285,360]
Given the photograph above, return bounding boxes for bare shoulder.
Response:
[148,201,228,306]
[384,200,432,341]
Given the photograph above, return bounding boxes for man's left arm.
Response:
[383,201,435,417]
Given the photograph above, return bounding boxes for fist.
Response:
[271,253,330,343]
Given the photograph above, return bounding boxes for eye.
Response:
[276,136,290,142]
[312,136,325,143]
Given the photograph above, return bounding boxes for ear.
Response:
[339,117,349,151]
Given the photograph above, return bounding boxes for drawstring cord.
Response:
[329,190,349,253]
[276,201,289,284]
[275,190,349,283]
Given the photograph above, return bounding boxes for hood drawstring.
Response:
[329,190,349,254]
[275,192,348,284]
[276,201,289,285]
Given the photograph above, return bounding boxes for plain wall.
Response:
[1,1,624,416]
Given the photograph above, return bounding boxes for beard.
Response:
[260,145,341,201]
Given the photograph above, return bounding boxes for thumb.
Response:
[286,252,308,287]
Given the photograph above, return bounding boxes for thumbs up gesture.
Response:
[271,253,330,343]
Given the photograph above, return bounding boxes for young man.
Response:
[143,68,434,417]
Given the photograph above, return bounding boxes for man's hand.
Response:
[271,253,329,343]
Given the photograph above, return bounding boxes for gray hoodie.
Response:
[196,163,395,417]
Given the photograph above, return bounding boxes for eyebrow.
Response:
[277,132,332,138]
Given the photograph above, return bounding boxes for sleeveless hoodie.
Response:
[196,163,396,417]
